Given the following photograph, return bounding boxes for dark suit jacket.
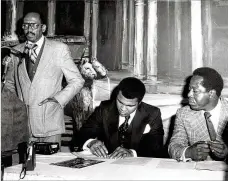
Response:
[76,100,164,157]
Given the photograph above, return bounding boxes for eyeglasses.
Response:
[22,23,42,30]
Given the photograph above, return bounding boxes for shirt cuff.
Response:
[83,140,137,157]
[130,149,137,157]
[180,147,192,162]
[82,138,96,151]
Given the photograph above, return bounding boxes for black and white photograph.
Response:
[1,0,228,180]
[51,157,104,168]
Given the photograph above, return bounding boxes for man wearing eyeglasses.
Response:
[4,12,84,148]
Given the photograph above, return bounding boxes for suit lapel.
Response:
[31,38,53,84]
[217,98,228,141]
[130,105,147,149]
[17,43,31,84]
[107,103,119,149]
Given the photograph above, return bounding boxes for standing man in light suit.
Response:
[169,67,228,162]
[4,12,84,147]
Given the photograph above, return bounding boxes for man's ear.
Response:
[41,24,47,33]
[209,89,217,99]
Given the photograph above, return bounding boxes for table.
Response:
[3,152,228,180]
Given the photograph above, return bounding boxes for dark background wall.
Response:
[1,1,6,38]
[97,0,117,71]
[211,4,228,79]
[55,1,84,36]
[157,1,192,81]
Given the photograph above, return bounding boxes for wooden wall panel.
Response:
[157,1,191,82]
[97,0,118,70]
[211,2,228,81]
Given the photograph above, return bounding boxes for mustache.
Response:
[26,32,35,36]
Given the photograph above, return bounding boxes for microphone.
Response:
[1,46,25,58]
[1,46,25,83]
[2,60,9,82]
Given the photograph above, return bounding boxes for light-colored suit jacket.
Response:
[5,37,84,137]
[168,97,228,161]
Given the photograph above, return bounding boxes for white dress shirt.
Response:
[27,35,44,61]
[118,110,136,127]
[206,99,221,133]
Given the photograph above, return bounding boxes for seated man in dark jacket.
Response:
[75,77,164,159]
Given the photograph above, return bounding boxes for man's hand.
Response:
[108,147,134,159]
[209,140,228,159]
[185,141,210,161]
[87,140,108,158]
[39,97,59,106]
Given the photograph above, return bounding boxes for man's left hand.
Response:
[209,140,228,159]
[108,147,133,159]
[39,97,59,106]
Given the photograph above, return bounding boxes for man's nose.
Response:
[120,105,127,111]
[188,89,193,97]
[28,25,33,31]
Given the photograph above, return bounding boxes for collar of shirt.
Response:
[203,98,221,133]
[118,110,137,127]
[27,35,44,55]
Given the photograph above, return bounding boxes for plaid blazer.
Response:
[168,97,228,161]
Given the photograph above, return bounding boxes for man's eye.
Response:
[193,90,199,94]
[119,102,123,105]
[34,24,39,28]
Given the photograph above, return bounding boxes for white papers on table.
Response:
[111,157,151,166]
[195,161,227,171]
[156,159,196,169]
[157,159,227,172]
[71,152,227,172]
[72,150,94,158]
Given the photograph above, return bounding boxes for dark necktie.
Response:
[24,43,38,63]
[118,115,130,147]
[204,112,217,141]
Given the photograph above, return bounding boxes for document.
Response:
[195,161,227,171]
[156,160,196,169]
[157,160,227,172]
[111,157,150,166]
[72,150,94,158]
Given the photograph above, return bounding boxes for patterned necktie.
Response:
[24,43,38,63]
[204,112,217,141]
[118,115,130,147]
